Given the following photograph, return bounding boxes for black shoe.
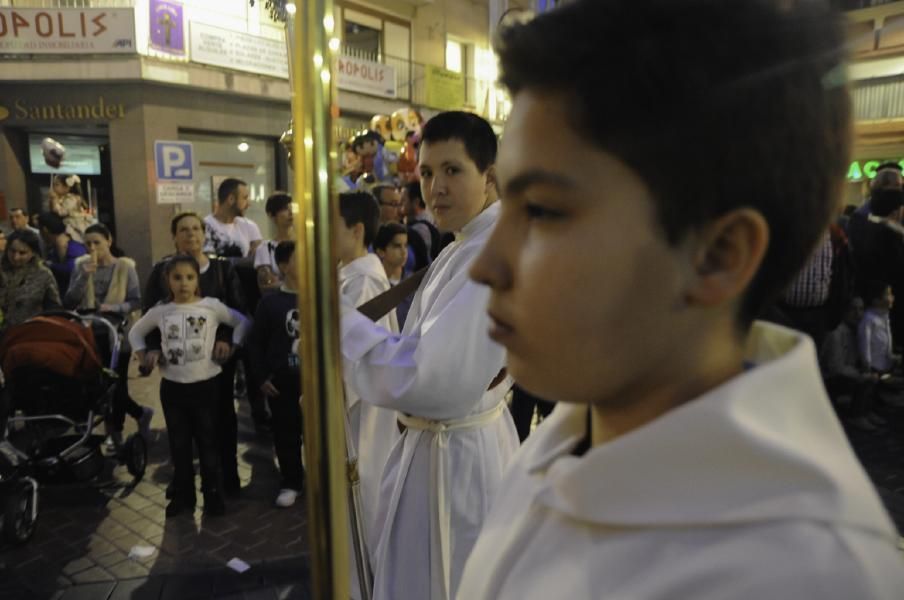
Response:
[166,497,195,518]
[224,479,242,498]
[203,493,226,516]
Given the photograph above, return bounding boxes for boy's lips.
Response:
[487,309,516,344]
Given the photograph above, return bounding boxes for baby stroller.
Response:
[0,311,148,544]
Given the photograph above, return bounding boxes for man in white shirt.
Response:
[458,1,904,599]
[204,178,262,259]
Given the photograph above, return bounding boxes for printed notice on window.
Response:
[189,22,288,79]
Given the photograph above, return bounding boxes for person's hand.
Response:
[261,380,280,398]
[139,351,160,376]
[212,341,233,364]
[98,303,115,313]
[82,260,97,274]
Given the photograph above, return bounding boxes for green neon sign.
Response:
[847,159,904,181]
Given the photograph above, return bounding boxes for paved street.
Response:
[0,358,311,600]
[1,357,903,599]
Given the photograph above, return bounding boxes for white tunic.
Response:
[457,322,904,600]
[341,201,519,600]
[338,253,401,558]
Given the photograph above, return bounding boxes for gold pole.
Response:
[287,1,349,598]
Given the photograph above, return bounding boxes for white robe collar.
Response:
[523,321,897,540]
[340,253,387,282]
[456,201,500,243]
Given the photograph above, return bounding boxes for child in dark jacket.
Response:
[247,241,304,507]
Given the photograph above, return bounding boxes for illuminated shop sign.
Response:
[0,8,135,54]
[847,159,904,181]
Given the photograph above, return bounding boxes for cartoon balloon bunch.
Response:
[339,108,423,192]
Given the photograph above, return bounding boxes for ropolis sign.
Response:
[0,8,135,54]
[0,97,125,122]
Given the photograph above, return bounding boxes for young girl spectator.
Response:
[0,229,61,329]
[50,174,95,244]
[129,256,250,517]
[65,223,153,443]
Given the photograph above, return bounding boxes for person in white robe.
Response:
[458,323,904,599]
[336,192,401,567]
[341,112,520,600]
[459,1,904,598]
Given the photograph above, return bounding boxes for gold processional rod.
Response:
[280,0,353,598]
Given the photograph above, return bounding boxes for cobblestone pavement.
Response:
[0,358,311,599]
[2,358,904,599]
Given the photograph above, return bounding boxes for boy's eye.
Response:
[419,170,432,179]
[525,203,565,221]
[445,166,458,176]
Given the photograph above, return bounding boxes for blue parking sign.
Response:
[155,141,193,180]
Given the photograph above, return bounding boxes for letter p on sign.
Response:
[155,141,194,181]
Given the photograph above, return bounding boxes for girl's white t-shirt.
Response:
[129,297,250,384]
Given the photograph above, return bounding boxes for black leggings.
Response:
[160,377,222,500]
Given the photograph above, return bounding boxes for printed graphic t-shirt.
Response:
[203,215,262,258]
[128,297,250,384]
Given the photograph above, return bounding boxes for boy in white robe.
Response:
[458,1,904,599]
[336,191,401,562]
[341,112,520,600]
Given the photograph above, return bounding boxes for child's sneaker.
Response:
[138,407,154,439]
[275,488,298,508]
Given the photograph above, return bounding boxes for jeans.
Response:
[268,368,304,491]
[160,377,222,501]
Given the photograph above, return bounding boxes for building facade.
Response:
[0,0,523,277]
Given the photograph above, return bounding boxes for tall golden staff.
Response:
[283,1,350,598]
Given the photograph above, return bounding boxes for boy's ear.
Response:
[484,165,498,194]
[684,208,769,309]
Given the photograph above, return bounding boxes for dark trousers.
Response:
[217,356,240,488]
[111,351,144,432]
[824,375,877,418]
[510,386,555,442]
[161,377,222,500]
[268,369,304,491]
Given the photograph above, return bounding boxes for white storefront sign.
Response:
[337,55,397,99]
[189,21,288,79]
[0,8,135,54]
[156,182,195,205]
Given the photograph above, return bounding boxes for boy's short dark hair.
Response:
[39,212,65,235]
[274,240,296,265]
[877,161,903,173]
[217,178,247,204]
[339,192,380,248]
[497,0,850,325]
[404,180,425,209]
[374,222,408,251]
[266,192,292,216]
[863,280,890,307]
[420,111,497,173]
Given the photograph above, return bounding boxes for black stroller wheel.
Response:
[3,481,38,544]
[124,434,147,480]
